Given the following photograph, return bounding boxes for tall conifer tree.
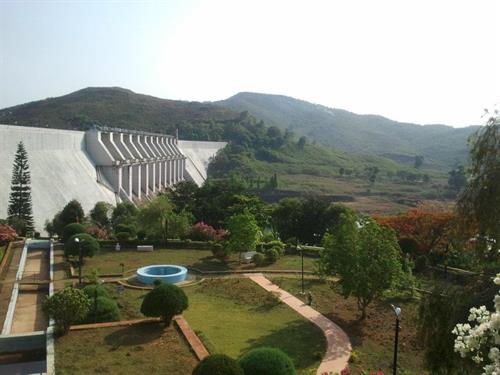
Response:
[8,142,34,234]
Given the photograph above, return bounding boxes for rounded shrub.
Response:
[252,252,265,267]
[140,281,188,326]
[212,242,230,261]
[62,223,86,242]
[64,233,100,258]
[265,248,279,264]
[82,284,110,299]
[193,354,244,375]
[84,296,120,323]
[239,347,295,375]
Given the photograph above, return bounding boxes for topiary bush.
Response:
[83,296,120,323]
[192,354,244,375]
[252,252,266,267]
[140,281,188,326]
[265,248,279,264]
[62,223,86,242]
[82,284,110,299]
[239,347,295,375]
[64,233,100,258]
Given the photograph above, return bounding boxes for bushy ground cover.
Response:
[102,278,325,374]
[82,248,317,275]
[54,322,198,374]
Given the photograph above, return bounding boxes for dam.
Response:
[0,125,226,232]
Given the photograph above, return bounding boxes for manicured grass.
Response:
[105,278,325,374]
[54,322,198,374]
[272,277,425,375]
[82,248,317,275]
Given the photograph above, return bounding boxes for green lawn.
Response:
[105,278,325,374]
[82,248,317,275]
[271,277,425,375]
[55,322,198,374]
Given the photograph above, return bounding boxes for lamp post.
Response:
[391,304,401,375]
[74,237,83,285]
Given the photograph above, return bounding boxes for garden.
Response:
[37,118,500,374]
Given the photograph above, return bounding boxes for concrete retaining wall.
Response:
[0,125,116,232]
[0,331,46,353]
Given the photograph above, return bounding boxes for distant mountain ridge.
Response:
[0,87,238,132]
[0,87,478,170]
[216,92,479,168]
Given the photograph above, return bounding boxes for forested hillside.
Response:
[217,92,479,169]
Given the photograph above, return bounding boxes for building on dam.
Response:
[0,125,226,232]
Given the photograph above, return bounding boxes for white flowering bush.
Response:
[452,274,500,375]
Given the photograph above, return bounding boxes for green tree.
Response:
[62,223,86,242]
[64,233,100,258]
[7,141,34,235]
[414,155,424,169]
[226,210,261,259]
[111,202,138,228]
[297,136,307,150]
[140,281,188,326]
[90,201,112,229]
[448,165,467,192]
[319,211,406,319]
[457,114,500,267]
[43,287,91,335]
[137,195,173,243]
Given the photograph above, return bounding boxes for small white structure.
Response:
[241,251,258,263]
[137,245,154,252]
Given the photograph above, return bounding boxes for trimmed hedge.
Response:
[193,354,244,375]
[82,284,110,299]
[140,281,188,326]
[83,296,120,323]
[239,347,295,375]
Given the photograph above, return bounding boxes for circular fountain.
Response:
[136,265,188,285]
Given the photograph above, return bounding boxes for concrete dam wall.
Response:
[0,125,226,232]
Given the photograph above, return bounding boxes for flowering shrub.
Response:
[452,273,500,374]
[189,222,227,242]
[0,224,17,243]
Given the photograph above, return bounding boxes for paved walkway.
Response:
[11,249,49,333]
[247,273,351,375]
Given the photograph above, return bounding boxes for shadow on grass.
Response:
[104,322,164,348]
[244,319,326,370]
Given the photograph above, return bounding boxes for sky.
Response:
[0,0,499,127]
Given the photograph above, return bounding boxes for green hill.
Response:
[216,92,479,169]
[0,87,238,136]
[0,87,452,212]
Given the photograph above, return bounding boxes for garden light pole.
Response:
[391,304,401,375]
[75,237,83,285]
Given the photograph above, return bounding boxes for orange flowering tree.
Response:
[374,203,455,255]
[0,224,17,244]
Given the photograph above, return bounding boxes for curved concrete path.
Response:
[246,273,351,375]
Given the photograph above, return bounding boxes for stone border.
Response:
[117,277,205,290]
[70,317,161,331]
[1,240,29,335]
[174,316,209,360]
[187,266,315,276]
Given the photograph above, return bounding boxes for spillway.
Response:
[0,125,226,232]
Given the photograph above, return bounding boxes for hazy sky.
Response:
[1,0,499,127]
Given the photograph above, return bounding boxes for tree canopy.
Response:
[8,141,34,235]
[319,211,407,319]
